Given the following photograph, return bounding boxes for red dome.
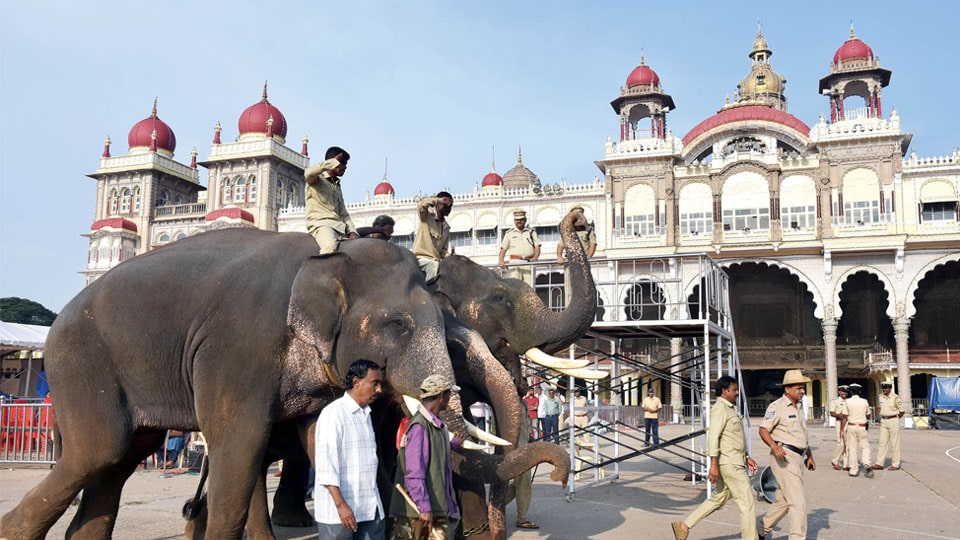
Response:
[482,171,503,187]
[626,63,660,88]
[682,105,811,147]
[833,38,874,64]
[238,84,288,140]
[128,100,176,154]
[91,217,138,232]
[205,207,255,224]
[374,180,395,196]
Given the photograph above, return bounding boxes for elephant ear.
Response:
[286,254,349,378]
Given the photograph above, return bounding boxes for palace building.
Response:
[83,28,959,418]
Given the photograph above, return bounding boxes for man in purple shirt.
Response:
[390,375,464,540]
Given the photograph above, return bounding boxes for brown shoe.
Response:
[888,466,900,471]
[871,464,883,470]
[671,521,689,540]
[832,462,842,471]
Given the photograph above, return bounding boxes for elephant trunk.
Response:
[530,210,597,354]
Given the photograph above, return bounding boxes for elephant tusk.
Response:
[555,367,610,380]
[460,440,489,451]
[465,419,511,446]
[402,395,422,416]
[524,347,590,370]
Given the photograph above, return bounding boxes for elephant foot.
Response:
[270,503,313,528]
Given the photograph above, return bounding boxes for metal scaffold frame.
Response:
[513,253,748,501]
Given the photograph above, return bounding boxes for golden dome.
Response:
[751,32,771,59]
[739,63,784,98]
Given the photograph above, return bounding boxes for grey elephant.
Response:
[0,230,492,540]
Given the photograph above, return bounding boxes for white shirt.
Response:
[313,392,384,524]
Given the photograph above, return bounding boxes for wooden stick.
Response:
[395,483,418,512]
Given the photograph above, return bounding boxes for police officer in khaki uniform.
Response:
[874,381,905,470]
[758,370,815,540]
[829,385,850,470]
[843,383,874,478]
[498,211,540,282]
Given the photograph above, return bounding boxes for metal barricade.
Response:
[0,397,56,464]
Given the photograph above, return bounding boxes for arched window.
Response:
[840,168,882,225]
[120,188,131,213]
[158,233,170,243]
[624,184,658,237]
[679,183,713,235]
[175,232,187,241]
[721,172,769,232]
[276,179,285,208]
[780,176,816,230]
[133,187,141,212]
[221,178,233,206]
[235,176,247,203]
[248,175,257,202]
[174,194,184,205]
[108,188,119,215]
[156,190,170,206]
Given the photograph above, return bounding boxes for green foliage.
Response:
[0,297,57,326]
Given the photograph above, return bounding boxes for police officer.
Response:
[758,370,815,540]
[844,383,874,478]
[498,211,540,282]
[874,381,905,470]
[829,385,850,471]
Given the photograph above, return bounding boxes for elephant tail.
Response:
[182,457,209,520]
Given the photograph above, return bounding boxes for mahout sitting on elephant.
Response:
[0,229,485,540]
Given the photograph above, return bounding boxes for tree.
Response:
[0,297,57,326]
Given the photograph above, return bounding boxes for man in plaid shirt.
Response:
[314,359,385,539]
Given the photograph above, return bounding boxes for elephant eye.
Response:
[491,293,507,304]
[386,313,413,336]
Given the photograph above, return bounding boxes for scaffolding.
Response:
[510,253,748,501]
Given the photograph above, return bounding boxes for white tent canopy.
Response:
[0,321,50,355]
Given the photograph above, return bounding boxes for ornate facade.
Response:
[83,29,959,418]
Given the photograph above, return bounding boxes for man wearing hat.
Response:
[642,388,662,446]
[498,210,541,282]
[874,381,905,470]
[843,383,874,478]
[391,375,463,539]
[758,370,816,540]
[828,385,851,471]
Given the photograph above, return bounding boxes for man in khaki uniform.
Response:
[642,388,662,445]
[758,370,816,540]
[874,381,905,470]
[671,376,758,540]
[498,211,540,282]
[304,146,359,254]
[843,383,874,478]
[829,385,850,471]
[413,191,453,283]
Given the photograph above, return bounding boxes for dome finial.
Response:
[757,17,763,37]
[301,134,309,157]
[383,156,389,181]
[102,136,111,158]
[491,145,496,172]
[517,145,523,166]
[213,121,222,144]
[849,22,856,39]
[262,81,269,103]
[640,49,645,65]
[151,97,158,118]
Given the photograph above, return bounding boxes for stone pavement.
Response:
[1,423,958,539]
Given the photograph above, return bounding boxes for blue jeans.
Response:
[317,518,384,540]
[542,415,560,443]
[644,418,660,445]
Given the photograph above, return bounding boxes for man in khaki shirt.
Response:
[642,388,662,445]
[672,376,758,540]
[758,370,815,540]
[304,146,358,254]
[844,383,874,478]
[556,206,597,305]
[412,191,453,283]
[829,385,850,470]
[498,211,540,282]
[874,382,905,470]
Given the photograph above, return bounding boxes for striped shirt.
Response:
[313,392,384,524]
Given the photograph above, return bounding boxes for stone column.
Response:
[894,317,913,426]
[822,317,839,426]
[670,338,683,424]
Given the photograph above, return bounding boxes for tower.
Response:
[735,30,788,111]
[610,53,675,141]
[818,25,891,122]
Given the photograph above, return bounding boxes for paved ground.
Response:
[1,423,958,539]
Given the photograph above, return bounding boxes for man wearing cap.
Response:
[391,375,463,539]
[498,211,541,282]
[305,146,359,254]
[843,383,874,478]
[829,385,851,471]
[557,206,597,305]
[758,370,815,540]
[672,376,758,540]
[875,381,905,470]
[642,388,662,446]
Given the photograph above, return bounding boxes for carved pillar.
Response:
[670,338,683,424]
[894,317,913,424]
[822,316,839,425]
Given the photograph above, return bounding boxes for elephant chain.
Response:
[460,519,490,537]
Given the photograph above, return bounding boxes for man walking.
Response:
[874,381,905,470]
[642,388,662,445]
[758,370,816,540]
[413,192,454,283]
[672,376,758,540]
[314,359,385,540]
[391,375,463,539]
[844,383,874,478]
[829,385,850,471]
[498,211,540,282]
[305,146,359,254]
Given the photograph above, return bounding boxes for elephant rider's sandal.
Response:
[517,521,539,529]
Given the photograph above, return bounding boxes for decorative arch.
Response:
[700,258,825,319]
[832,265,898,320]
[620,276,668,321]
[905,253,960,320]
[678,182,714,235]
[919,178,957,202]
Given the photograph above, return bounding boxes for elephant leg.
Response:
[453,475,490,539]
[242,457,277,540]
[65,432,164,539]
[487,481,509,540]
[271,455,312,527]
[202,422,271,539]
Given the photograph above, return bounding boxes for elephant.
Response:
[0,229,492,540]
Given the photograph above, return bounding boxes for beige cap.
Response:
[513,211,527,219]
[419,374,460,399]
[777,369,811,386]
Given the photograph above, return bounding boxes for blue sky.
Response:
[1,1,956,313]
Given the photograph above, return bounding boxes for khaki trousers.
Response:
[309,225,343,254]
[831,424,846,467]
[876,417,901,467]
[507,263,533,284]
[761,449,807,540]
[684,463,757,540]
[845,425,872,474]
[505,468,532,522]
